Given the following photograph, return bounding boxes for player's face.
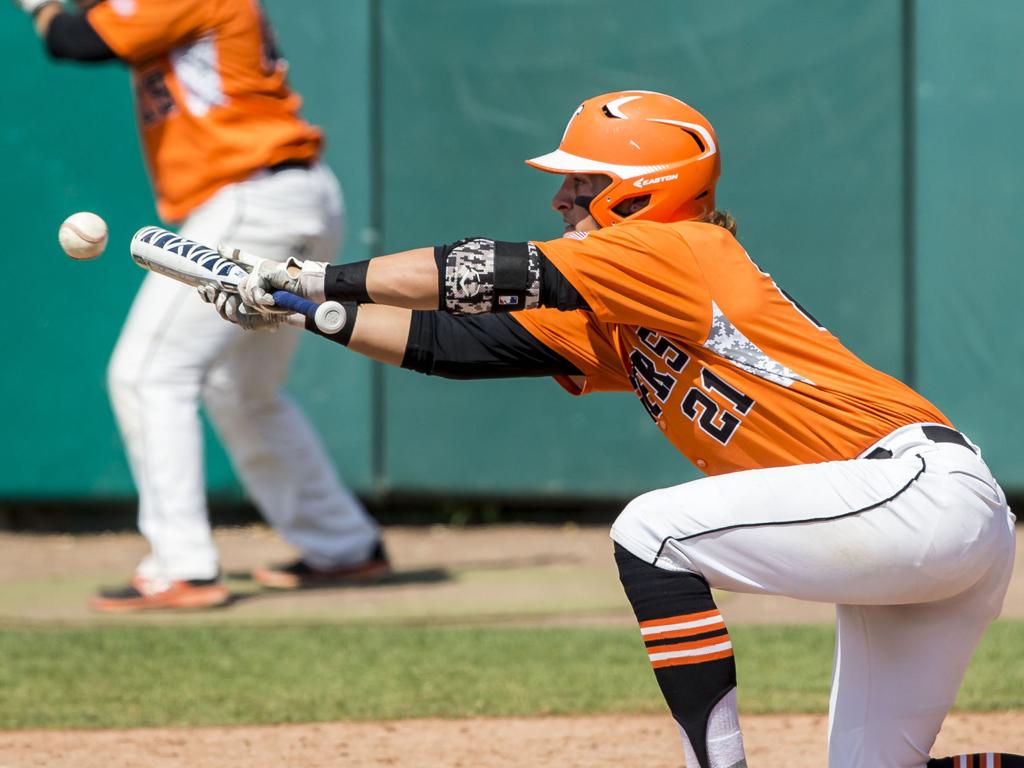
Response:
[552,173,611,233]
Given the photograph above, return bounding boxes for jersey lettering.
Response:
[637,327,689,371]
[135,68,175,127]
[628,329,690,419]
[681,368,755,445]
[701,368,754,414]
[629,350,675,418]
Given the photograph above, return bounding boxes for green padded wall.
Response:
[913,1,1024,485]
[377,0,906,496]
[5,1,1020,501]
[267,0,377,494]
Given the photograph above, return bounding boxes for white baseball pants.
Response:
[108,164,380,581]
[610,423,1016,768]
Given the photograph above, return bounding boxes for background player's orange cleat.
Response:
[89,575,230,612]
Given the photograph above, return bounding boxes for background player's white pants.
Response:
[610,424,1016,768]
[108,164,380,582]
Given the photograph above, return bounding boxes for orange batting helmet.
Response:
[526,90,720,228]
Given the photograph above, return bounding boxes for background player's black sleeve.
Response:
[45,13,117,62]
[402,311,582,379]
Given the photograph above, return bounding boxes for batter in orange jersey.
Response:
[87,0,321,222]
[203,90,1019,768]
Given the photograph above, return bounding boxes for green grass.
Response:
[1,621,1022,729]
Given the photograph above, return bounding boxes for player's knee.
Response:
[106,352,139,401]
[202,380,284,430]
[201,379,235,414]
[611,488,670,559]
[615,541,711,606]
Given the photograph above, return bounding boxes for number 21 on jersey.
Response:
[628,328,755,445]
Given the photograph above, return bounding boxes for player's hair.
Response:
[614,195,737,236]
[702,210,737,236]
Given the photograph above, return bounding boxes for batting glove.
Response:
[238,256,328,310]
[197,284,300,332]
[13,0,59,15]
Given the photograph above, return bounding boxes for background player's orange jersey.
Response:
[87,0,321,222]
[514,220,948,475]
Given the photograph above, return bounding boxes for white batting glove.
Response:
[238,256,328,310]
[197,284,301,332]
[13,0,59,15]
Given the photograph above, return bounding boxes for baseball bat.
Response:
[270,290,347,334]
[129,226,347,334]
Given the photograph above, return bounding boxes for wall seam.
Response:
[369,0,387,496]
[902,0,917,387]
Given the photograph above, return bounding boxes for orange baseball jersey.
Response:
[513,220,948,475]
[87,0,322,222]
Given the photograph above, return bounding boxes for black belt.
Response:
[865,425,974,460]
[267,158,313,173]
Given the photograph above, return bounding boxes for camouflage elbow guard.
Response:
[443,238,541,314]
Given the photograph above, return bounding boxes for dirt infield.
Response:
[2,524,1022,765]
[6,712,1024,767]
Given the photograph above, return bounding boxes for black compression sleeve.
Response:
[540,255,590,311]
[304,302,359,346]
[45,12,117,62]
[324,262,372,303]
[402,311,582,380]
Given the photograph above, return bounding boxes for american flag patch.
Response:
[563,231,589,240]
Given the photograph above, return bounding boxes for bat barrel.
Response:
[130,226,248,287]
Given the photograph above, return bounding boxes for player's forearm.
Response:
[323,249,436,307]
[322,240,588,314]
[365,249,440,308]
[346,305,414,367]
[323,248,438,308]
[305,303,412,367]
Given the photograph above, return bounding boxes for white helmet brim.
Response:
[525,149,670,180]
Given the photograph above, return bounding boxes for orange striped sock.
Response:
[930,754,1024,768]
[615,543,743,768]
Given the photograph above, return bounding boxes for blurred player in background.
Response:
[209,90,1019,768]
[14,0,387,611]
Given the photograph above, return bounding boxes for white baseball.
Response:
[59,212,109,261]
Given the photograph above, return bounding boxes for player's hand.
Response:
[12,0,59,15]
[198,284,294,332]
[238,256,328,310]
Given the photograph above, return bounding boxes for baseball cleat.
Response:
[252,542,391,590]
[88,575,231,613]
